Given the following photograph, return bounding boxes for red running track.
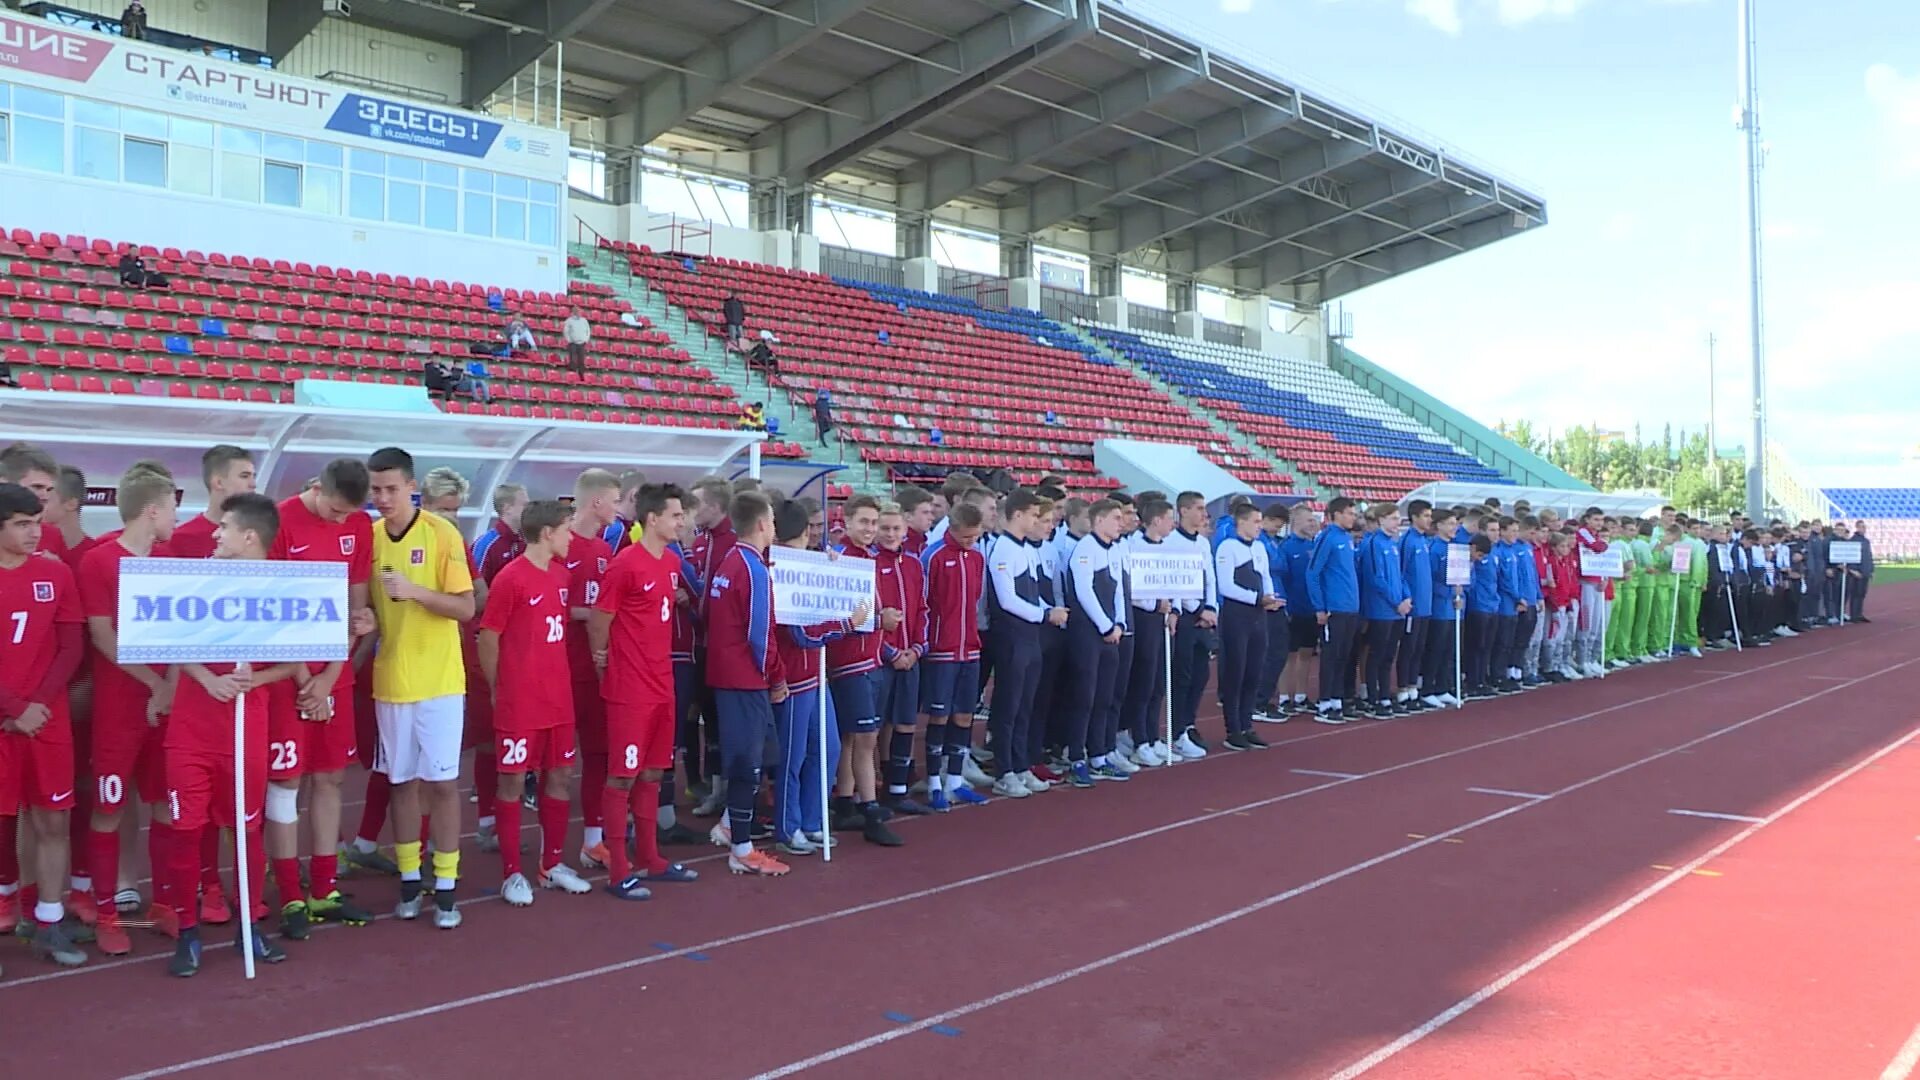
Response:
[6,587,1920,1080]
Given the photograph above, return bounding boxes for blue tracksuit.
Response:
[1307,525,1362,705]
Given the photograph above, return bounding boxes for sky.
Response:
[1117,0,1920,475]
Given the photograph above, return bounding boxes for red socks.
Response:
[600,785,630,881]
[537,796,569,875]
[310,853,338,900]
[272,857,303,909]
[581,753,608,831]
[356,771,390,844]
[631,781,663,876]
[496,791,523,880]
[0,816,18,887]
[148,821,176,911]
[200,826,223,887]
[88,827,119,911]
[240,825,266,923]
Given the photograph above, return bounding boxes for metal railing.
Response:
[820,245,904,287]
[1203,318,1245,347]
[1128,303,1175,335]
[1038,284,1096,324]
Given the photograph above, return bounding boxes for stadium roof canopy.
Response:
[342,0,1547,305]
[1400,482,1665,519]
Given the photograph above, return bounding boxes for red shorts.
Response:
[573,685,606,755]
[91,716,167,810]
[494,725,577,775]
[0,730,77,813]
[165,749,265,834]
[605,701,673,779]
[265,682,359,782]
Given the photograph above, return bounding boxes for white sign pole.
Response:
[1840,572,1849,625]
[1163,617,1175,760]
[1453,612,1463,709]
[232,681,255,981]
[1727,586,1743,652]
[818,684,831,864]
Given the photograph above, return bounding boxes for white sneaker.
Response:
[993,773,1032,799]
[961,757,995,788]
[476,825,500,853]
[434,903,462,930]
[1439,693,1462,707]
[1637,654,1658,665]
[970,744,994,765]
[1131,742,1164,768]
[708,820,732,848]
[500,873,535,907]
[539,863,593,894]
[1115,730,1136,757]
[1019,770,1052,793]
[692,784,727,818]
[1775,626,1799,637]
[776,832,819,856]
[1608,659,1629,670]
[804,831,838,849]
[1106,750,1140,774]
[1421,695,1445,709]
[1687,647,1702,657]
[1173,732,1207,760]
[394,894,422,920]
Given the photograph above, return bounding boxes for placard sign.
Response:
[1670,543,1692,576]
[1129,550,1208,602]
[1579,548,1625,579]
[769,547,875,630]
[1829,541,1863,566]
[1445,544,1472,587]
[116,558,348,663]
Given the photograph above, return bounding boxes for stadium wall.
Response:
[49,0,267,51]
[0,10,568,291]
[279,20,465,106]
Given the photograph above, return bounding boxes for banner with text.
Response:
[115,558,349,664]
[1829,540,1863,566]
[1445,544,1472,587]
[1129,550,1208,602]
[0,11,563,177]
[770,547,875,630]
[1579,548,1625,579]
[1670,543,1692,576]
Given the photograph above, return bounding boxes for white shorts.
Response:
[374,696,464,784]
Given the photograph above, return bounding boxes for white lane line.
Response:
[1329,728,1920,1078]
[1294,769,1365,780]
[1466,787,1550,801]
[113,639,1891,1078]
[1667,808,1767,824]
[729,657,1920,1079]
[1879,1020,1920,1080]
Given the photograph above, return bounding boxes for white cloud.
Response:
[1492,0,1590,24]
[1406,0,1462,34]
[1865,63,1920,174]
[1219,0,1255,12]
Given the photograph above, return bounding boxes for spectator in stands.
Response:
[748,330,779,376]
[811,388,835,447]
[121,1,149,40]
[424,357,491,405]
[739,402,767,432]
[724,291,747,347]
[118,251,167,290]
[563,308,592,377]
[505,313,537,354]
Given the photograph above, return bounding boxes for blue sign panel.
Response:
[325,93,503,158]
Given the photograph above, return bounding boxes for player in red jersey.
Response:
[470,483,529,593]
[0,483,90,969]
[150,444,256,927]
[47,465,97,573]
[164,493,309,976]
[77,464,178,956]
[562,469,620,869]
[476,499,594,905]
[463,481,526,855]
[1,443,70,564]
[266,459,378,939]
[590,483,704,900]
[683,476,737,817]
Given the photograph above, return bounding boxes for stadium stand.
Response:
[1820,488,1920,559]
[0,228,808,458]
[605,242,1298,494]
[1078,323,1509,504]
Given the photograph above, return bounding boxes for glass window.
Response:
[388,179,421,225]
[171,146,213,195]
[350,148,385,175]
[529,202,556,247]
[14,86,63,119]
[528,180,559,205]
[496,174,528,199]
[462,192,491,237]
[386,155,422,181]
[170,117,213,147]
[221,153,261,202]
[495,199,526,242]
[424,161,458,188]
[74,127,120,181]
[14,116,63,173]
[462,169,492,193]
[121,107,167,139]
[220,126,261,154]
[125,137,166,187]
[303,166,341,215]
[348,172,383,220]
[0,84,9,109]
[264,161,301,207]
[0,116,8,167]
[424,185,457,232]
[263,133,303,163]
[73,99,116,128]
[305,141,342,167]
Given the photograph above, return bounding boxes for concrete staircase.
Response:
[1057,323,1334,502]
[568,244,879,492]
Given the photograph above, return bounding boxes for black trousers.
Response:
[1120,615,1167,746]
[1062,617,1119,761]
[1032,626,1065,764]
[1465,611,1498,690]
[1509,608,1538,673]
[1423,618,1459,697]
[1097,633,1135,756]
[1363,619,1401,704]
[1317,612,1364,705]
[987,625,1041,775]
[1217,602,1267,736]
[1169,611,1216,738]
[1850,575,1869,620]
[1492,615,1519,679]
[1397,617,1432,694]
[1256,609,1290,710]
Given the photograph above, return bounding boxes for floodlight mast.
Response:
[1736,0,1767,520]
